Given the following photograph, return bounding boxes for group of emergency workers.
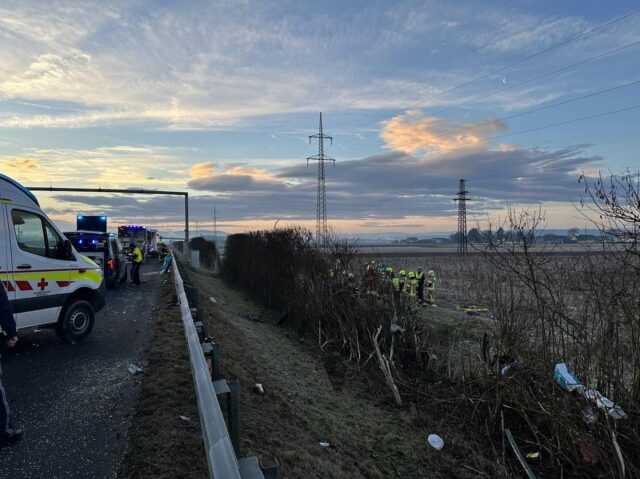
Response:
[332,259,437,310]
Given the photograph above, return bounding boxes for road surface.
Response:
[0,263,161,479]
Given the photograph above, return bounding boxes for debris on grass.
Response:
[554,363,582,392]
[500,361,523,377]
[209,296,217,304]
[428,434,444,451]
[127,363,144,375]
[179,415,190,422]
[253,383,265,394]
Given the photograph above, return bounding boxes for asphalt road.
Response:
[0,262,162,479]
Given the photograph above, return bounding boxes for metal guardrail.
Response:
[172,257,242,479]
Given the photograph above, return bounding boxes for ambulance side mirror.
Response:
[64,239,74,260]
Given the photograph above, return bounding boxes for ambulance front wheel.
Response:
[56,300,95,343]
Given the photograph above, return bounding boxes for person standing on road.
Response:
[0,282,23,447]
[130,244,143,285]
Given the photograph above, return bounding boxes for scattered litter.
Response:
[428,434,444,451]
[501,361,524,377]
[525,452,540,460]
[127,363,144,375]
[319,441,336,450]
[33,329,43,333]
[179,415,190,422]
[253,383,265,394]
[582,406,597,425]
[209,296,217,304]
[246,313,263,322]
[505,429,537,479]
[390,324,406,334]
[554,363,583,392]
[584,390,626,420]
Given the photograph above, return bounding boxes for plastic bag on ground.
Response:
[428,434,444,451]
[554,363,582,392]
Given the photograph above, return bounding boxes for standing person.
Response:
[416,267,426,305]
[0,282,23,447]
[161,249,173,275]
[426,270,437,304]
[130,244,143,285]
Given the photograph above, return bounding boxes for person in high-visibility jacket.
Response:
[130,244,143,285]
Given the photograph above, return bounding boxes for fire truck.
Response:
[118,225,162,258]
[117,225,147,255]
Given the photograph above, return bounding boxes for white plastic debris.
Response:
[554,363,582,392]
[501,361,523,377]
[253,383,265,394]
[179,415,190,422]
[319,442,331,448]
[127,363,144,375]
[428,434,444,451]
[209,296,217,304]
[390,324,406,334]
[584,389,627,420]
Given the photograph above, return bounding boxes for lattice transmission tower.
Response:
[454,178,469,255]
[307,113,335,247]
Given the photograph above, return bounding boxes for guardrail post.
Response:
[228,379,240,455]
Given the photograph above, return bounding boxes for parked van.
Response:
[0,174,106,342]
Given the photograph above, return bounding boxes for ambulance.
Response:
[0,174,106,342]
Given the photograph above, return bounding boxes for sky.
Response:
[1,0,639,237]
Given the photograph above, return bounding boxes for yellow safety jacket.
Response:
[132,247,143,263]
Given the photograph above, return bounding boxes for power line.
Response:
[426,77,640,141]
[427,39,640,118]
[485,104,640,142]
[344,9,640,135]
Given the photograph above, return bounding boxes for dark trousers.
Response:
[417,284,424,301]
[131,262,141,284]
[0,362,10,435]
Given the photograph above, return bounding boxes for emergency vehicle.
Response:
[117,224,146,254]
[0,174,106,342]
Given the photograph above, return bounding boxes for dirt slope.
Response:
[191,268,474,479]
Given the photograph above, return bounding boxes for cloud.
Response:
[0,145,192,187]
[189,162,217,179]
[1,158,39,170]
[380,111,507,155]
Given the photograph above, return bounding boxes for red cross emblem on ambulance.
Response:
[37,278,48,291]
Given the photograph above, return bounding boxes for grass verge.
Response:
[117,276,207,479]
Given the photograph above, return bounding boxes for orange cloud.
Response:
[189,162,217,178]
[381,111,507,156]
[2,158,39,170]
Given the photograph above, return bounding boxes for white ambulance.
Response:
[0,174,106,342]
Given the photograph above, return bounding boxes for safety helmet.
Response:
[428,270,436,277]
[386,267,393,273]
[409,272,416,279]
[399,270,406,276]
[370,260,376,265]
